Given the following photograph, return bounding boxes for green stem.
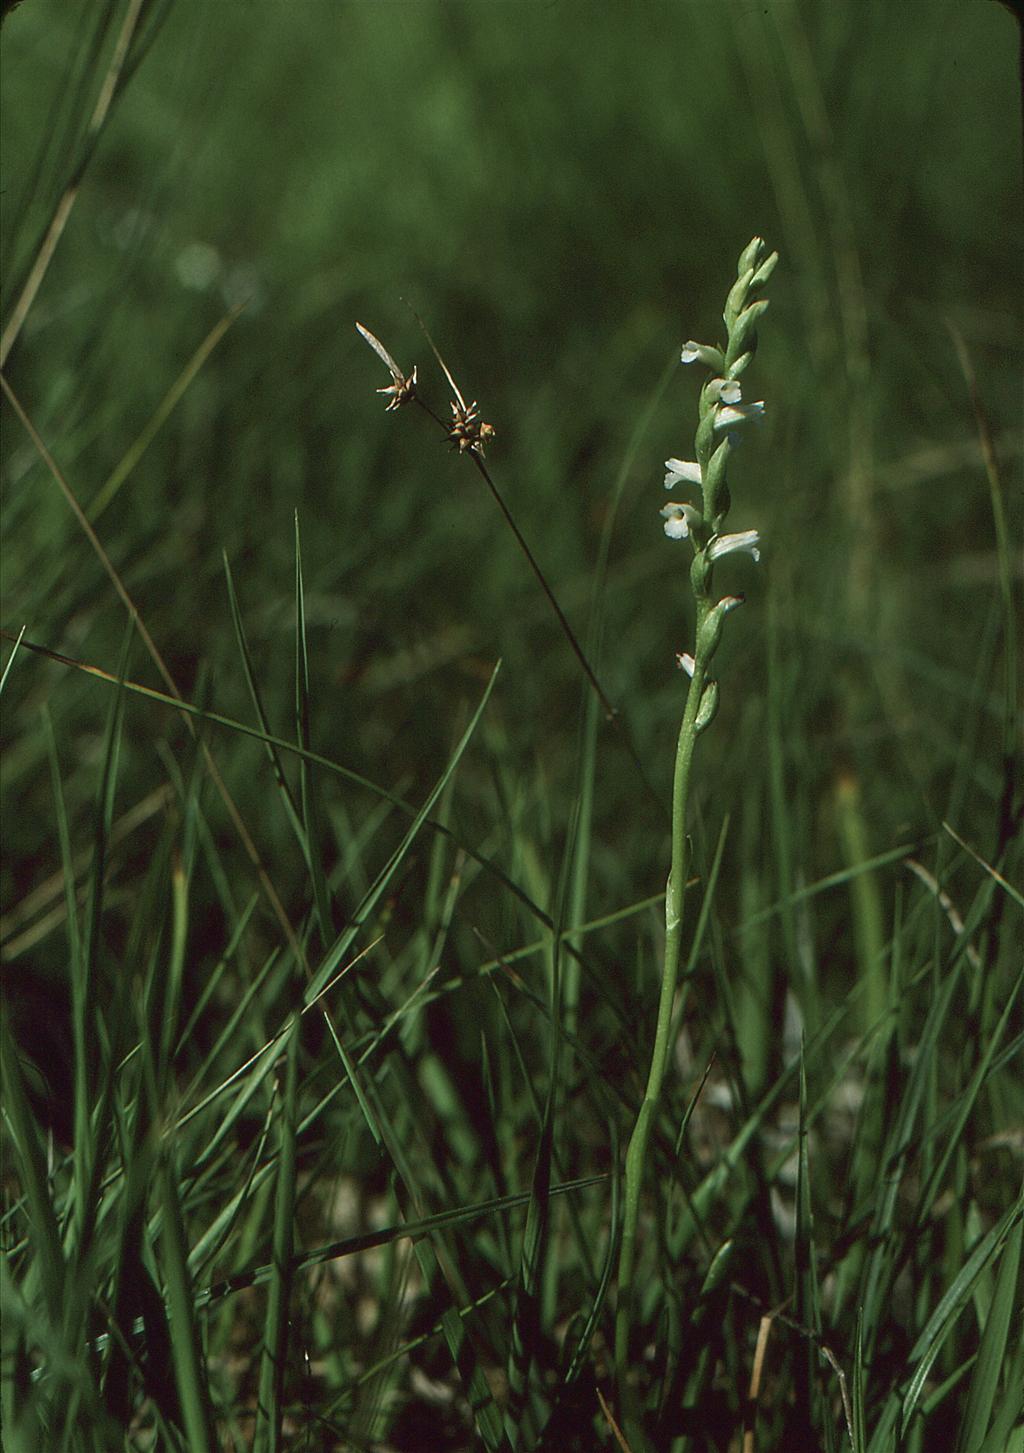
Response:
[614,623,709,1437]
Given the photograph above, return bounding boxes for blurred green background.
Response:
[3,0,1021,1035]
[2,2,1021,1446]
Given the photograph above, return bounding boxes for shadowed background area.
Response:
[3,3,1019,867]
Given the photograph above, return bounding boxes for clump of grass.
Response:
[2,7,1022,1451]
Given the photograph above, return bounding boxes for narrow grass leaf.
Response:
[88,306,242,521]
[222,550,309,855]
[973,1317,1024,1453]
[193,1175,604,1313]
[859,957,963,1355]
[0,1012,65,1325]
[5,634,561,938]
[0,625,27,695]
[294,512,334,947]
[71,616,132,1249]
[254,1019,300,1453]
[899,1195,1024,1435]
[794,1042,822,1441]
[305,658,502,1003]
[157,1150,217,1453]
[43,706,81,1015]
[912,966,1023,1230]
[954,1198,1023,1453]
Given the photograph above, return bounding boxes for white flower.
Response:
[681,341,725,371]
[660,502,702,540]
[675,652,696,676]
[714,401,765,432]
[707,530,761,562]
[706,377,742,405]
[664,457,702,490]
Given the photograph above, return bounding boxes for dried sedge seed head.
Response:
[379,366,417,412]
[355,322,418,411]
[447,400,495,456]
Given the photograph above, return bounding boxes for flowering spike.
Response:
[619,241,776,1391]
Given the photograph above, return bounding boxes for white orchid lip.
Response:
[714,401,765,432]
[707,529,761,562]
[664,457,702,490]
[706,377,742,405]
[681,341,725,370]
[660,502,702,540]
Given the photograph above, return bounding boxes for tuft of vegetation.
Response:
[2,3,1021,1450]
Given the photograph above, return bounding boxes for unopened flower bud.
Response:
[730,298,771,358]
[738,237,766,276]
[694,679,720,734]
[724,269,754,330]
[704,438,733,520]
[750,250,779,290]
[696,593,745,661]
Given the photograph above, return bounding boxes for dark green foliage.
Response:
[1,2,1021,1449]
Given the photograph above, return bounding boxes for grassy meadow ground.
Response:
[1,2,1022,1449]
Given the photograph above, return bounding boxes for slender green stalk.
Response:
[614,239,778,1438]
[614,647,704,1363]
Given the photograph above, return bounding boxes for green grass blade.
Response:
[193,1175,604,1313]
[955,1197,1024,1453]
[7,634,560,937]
[222,549,308,852]
[911,965,1023,1230]
[0,625,27,695]
[294,511,334,949]
[794,1042,823,1444]
[253,1019,300,1453]
[0,1013,65,1325]
[305,657,503,1002]
[900,1195,1024,1436]
[70,615,132,1249]
[157,1149,217,1453]
[89,306,242,522]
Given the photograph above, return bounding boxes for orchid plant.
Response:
[615,237,778,1435]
